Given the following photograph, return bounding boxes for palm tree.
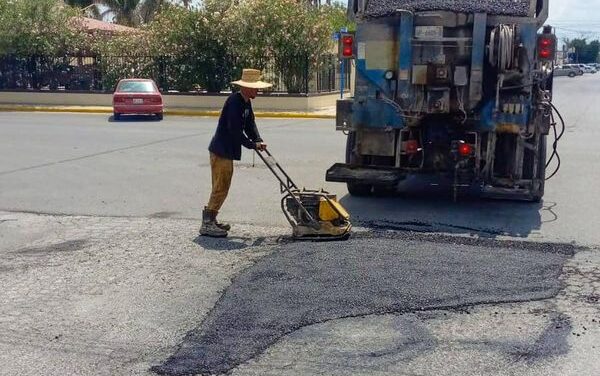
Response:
[63,0,102,19]
[99,0,166,26]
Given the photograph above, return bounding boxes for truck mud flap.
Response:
[326,163,405,185]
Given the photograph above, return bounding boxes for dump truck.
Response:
[326,0,561,201]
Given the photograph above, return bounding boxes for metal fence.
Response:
[0,54,350,94]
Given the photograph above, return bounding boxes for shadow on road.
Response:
[193,235,250,251]
[339,190,545,239]
[108,115,162,123]
[193,235,270,251]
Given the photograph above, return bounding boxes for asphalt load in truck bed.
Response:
[364,0,532,17]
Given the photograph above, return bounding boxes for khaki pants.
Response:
[207,153,234,212]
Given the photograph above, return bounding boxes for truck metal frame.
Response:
[327,0,557,201]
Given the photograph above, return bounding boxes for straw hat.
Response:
[232,69,272,89]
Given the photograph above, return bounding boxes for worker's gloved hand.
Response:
[255,142,267,151]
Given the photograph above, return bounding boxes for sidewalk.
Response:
[0,104,336,119]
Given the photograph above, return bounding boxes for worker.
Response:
[200,69,271,238]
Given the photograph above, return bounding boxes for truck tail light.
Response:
[537,32,556,61]
[458,143,473,157]
[339,32,355,59]
[402,140,420,155]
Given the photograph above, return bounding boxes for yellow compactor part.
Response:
[318,196,350,222]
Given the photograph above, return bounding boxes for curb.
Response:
[0,105,335,119]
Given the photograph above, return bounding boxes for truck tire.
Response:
[532,135,547,202]
[345,131,373,196]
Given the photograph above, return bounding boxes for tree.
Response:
[231,0,333,92]
[565,38,600,64]
[98,0,167,26]
[0,0,87,56]
[63,0,102,19]
[147,1,237,92]
[64,0,95,7]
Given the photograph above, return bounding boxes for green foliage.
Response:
[322,1,355,32]
[0,0,87,56]
[566,38,600,64]
[0,0,348,93]
[231,0,334,92]
[91,33,155,90]
[147,3,236,92]
[100,0,167,26]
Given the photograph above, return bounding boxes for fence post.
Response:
[304,54,309,94]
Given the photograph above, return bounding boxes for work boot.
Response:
[214,212,231,231]
[200,208,228,238]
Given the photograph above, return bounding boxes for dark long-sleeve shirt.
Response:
[208,93,263,161]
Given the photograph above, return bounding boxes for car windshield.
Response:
[117,81,155,93]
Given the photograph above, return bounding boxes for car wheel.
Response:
[569,72,576,78]
[155,112,163,121]
[114,112,121,121]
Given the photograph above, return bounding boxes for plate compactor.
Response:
[256,149,352,240]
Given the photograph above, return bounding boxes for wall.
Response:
[0,91,340,112]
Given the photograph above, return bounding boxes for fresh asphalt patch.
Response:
[152,233,579,375]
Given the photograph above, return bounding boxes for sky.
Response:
[547,2,600,43]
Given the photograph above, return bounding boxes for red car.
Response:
[112,79,164,120]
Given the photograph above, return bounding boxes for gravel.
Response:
[364,0,533,17]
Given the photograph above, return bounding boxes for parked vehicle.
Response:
[563,64,584,75]
[554,66,578,77]
[112,79,164,120]
[582,64,597,74]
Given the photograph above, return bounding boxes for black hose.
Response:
[545,102,565,180]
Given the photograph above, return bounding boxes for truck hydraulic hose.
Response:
[545,102,565,180]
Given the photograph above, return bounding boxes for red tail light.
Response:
[148,96,162,104]
[402,140,420,155]
[113,96,125,104]
[537,34,556,61]
[339,32,355,59]
[458,143,473,157]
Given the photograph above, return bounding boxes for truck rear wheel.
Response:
[347,182,373,196]
[346,131,373,196]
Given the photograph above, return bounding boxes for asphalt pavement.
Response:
[1,76,599,245]
[1,75,599,376]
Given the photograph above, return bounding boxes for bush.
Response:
[232,0,333,93]
[0,0,86,56]
[147,3,236,93]
[0,0,352,93]
[89,31,155,90]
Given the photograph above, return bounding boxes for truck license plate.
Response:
[133,98,143,104]
[415,26,443,39]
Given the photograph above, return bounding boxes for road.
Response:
[0,75,599,376]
